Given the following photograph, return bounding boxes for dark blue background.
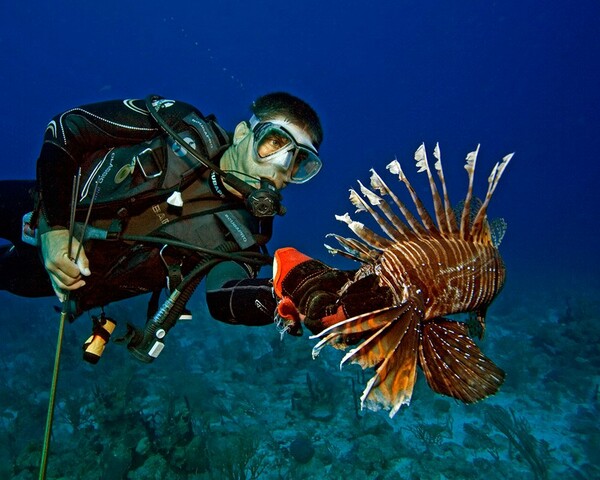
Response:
[1,0,598,290]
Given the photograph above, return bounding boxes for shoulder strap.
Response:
[182,112,230,159]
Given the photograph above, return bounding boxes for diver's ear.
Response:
[232,121,251,146]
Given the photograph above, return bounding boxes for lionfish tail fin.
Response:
[418,319,505,403]
[312,301,422,418]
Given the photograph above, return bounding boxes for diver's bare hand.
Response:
[40,229,91,301]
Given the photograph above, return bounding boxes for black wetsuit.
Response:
[0,98,276,326]
[0,180,50,297]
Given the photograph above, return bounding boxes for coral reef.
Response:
[0,280,598,479]
[485,405,551,480]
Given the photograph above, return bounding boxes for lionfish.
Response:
[313,143,513,418]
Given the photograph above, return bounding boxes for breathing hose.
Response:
[121,233,273,265]
[126,240,263,362]
[145,94,285,217]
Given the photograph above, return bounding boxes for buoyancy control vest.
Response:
[60,108,273,315]
[75,110,228,219]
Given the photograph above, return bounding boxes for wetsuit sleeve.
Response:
[36,98,200,228]
[205,261,276,326]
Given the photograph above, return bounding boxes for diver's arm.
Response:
[205,261,276,326]
[272,248,392,334]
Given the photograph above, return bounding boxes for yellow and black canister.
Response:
[83,314,116,364]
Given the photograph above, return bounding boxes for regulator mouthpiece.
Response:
[245,179,286,217]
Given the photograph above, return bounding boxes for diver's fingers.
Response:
[49,268,86,291]
[74,245,91,277]
[50,278,85,301]
[41,230,81,278]
[45,253,83,282]
[41,230,88,296]
[48,273,85,303]
[45,252,86,289]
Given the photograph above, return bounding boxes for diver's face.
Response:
[233,116,312,190]
[253,126,298,189]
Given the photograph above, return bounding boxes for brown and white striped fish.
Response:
[313,143,513,417]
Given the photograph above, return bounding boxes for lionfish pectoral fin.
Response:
[418,318,505,403]
[311,305,405,358]
[338,304,412,369]
[312,301,422,418]
[360,303,421,417]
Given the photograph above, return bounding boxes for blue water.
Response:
[1,1,598,479]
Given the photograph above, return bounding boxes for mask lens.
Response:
[255,127,293,159]
[252,121,322,183]
[288,148,322,183]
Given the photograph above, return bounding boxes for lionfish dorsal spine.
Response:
[325,233,378,263]
[326,233,371,256]
[324,243,364,263]
[386,159,439,236]
[369,169,425,237]
[351,184,406,243]
[432,143,459,234]
[414,143,448,235]
[470,152,514,242]
[335,213,392,251]
[460,144,480,240]
[357,181,413,241]
[332,144,513,262]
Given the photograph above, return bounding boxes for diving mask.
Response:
[249,115,322,184]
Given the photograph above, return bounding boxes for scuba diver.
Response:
[0,92,324,362]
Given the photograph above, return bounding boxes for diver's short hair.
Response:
[251,92,323,149]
